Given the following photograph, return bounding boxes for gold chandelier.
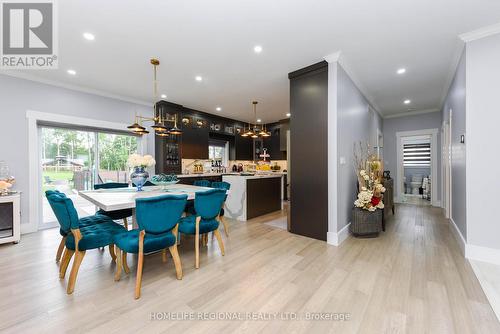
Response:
[241,101,270,138]
[127,58,182,136]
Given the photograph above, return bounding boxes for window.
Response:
[209,140,228,166]
[403,143,431,167]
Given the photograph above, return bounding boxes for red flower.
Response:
[371,196,381,206]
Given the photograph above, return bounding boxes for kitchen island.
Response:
[222,174,284,221]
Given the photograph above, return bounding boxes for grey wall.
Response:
[442,49,467,238]
[383,112,442,201]
[336,64,383,232]
[0,75,153,227]
[466,34,500,250]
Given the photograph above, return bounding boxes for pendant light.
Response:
[241,101,269,138]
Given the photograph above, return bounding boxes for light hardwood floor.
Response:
[0,204,498,333]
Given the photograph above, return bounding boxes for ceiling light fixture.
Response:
[397,68,406,74]
[404,99,411,104]
[127,58,181,136]
[286,113,291,117]
[67,69,76,75]
[254,45,263,53]
[195,76,202,82]
[216,107,222,111]
[241,101,270,138]
[83,32,95,41]
[161,94,167,99]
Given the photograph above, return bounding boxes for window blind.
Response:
[403,143,430,167]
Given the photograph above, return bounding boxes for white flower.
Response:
[363,175,369,181]
[380,187,386,193]
[368,206,376,212]
[127,154,156,168]
[360,170,366,176]
[0,180,12,190]
[376,201,385,209]
[361,186,367,191]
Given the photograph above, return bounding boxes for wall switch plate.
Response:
[340,157,346,165]
[460,134,465,144]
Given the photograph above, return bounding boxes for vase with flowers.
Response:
[127,154,156,191]
[351,142,386,237]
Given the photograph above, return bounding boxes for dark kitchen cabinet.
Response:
[235,134,253,160]
[181,125,208,159]
[263,124,283,160]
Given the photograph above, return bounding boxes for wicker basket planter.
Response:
[350,207,383,238]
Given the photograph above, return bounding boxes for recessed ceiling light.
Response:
[195,76,202,82]
[67,69,76,75]
[216,107,222,111]
[161,94,167,99]
[397,68,406,74]
[254,45,263,53]
[286,113,291,117]
[83,32,95,41]
[404,99,411,104]
[257,119,262,123]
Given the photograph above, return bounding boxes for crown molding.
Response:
[0,71,151,107]
[323,51,342,63]
[383,108,440,119]
[459,22,500,42]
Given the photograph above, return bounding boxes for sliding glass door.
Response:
[40,126,139,227]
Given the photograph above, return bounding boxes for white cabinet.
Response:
[0,194,20,244]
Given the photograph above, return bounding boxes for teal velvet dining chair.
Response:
[94,182,133,229]
[211,181,231,237]
[193,179,211,187]
[113,194,187,299]
[178,189,227,269]
[45,191,126,294]
[46,190,109,263]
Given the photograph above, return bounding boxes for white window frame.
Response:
[26,110,147,233]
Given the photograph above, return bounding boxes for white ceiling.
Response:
[4,0,500,121]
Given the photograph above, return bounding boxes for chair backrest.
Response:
[194,189,227,220]
[211,181,231,190]
[45,191,79,232]
[135,194,188,234]
[94,182,128,190]
[193,180,211,187]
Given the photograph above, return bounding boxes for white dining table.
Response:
[79,184,214,228]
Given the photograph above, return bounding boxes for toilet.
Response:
[410,175,423,195]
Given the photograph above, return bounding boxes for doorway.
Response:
[396,128,439,206]
[40,126,139,228]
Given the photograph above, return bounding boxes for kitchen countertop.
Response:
[176,172,286,178]
[223,174,284,180]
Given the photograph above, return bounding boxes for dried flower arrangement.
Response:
[353,142,385,211]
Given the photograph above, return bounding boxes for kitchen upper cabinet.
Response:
[181,123,209,159]
[264,124,282,160]
[235,134,253,160]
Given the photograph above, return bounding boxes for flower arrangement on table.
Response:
[127,154,156,191]
[353,142,386,212]
[127,154,156,169]
[0,180,13,196]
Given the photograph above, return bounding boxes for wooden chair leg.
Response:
[162,249,168,263]
[123,218,128,231]
[221,216,229,237]
[123,251,130,274]
[67,251,86,294]
[109,243,117,262]
[114,245,122,281]
[195,217,200,269]
[135,230,145,299]
[56,236,66,263]
[169,244,183,280]
[214,229,225,256]
[59,248,74,279]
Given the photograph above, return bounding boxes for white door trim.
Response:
[396,128,439,206]
[26,110,147,233]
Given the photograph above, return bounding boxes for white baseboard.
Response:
[20,223,37,235]
[449,218,466,255]
[466,244,500,266]
[434,200,442,208]
[327,223,350,246]
[469,260,500,322]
